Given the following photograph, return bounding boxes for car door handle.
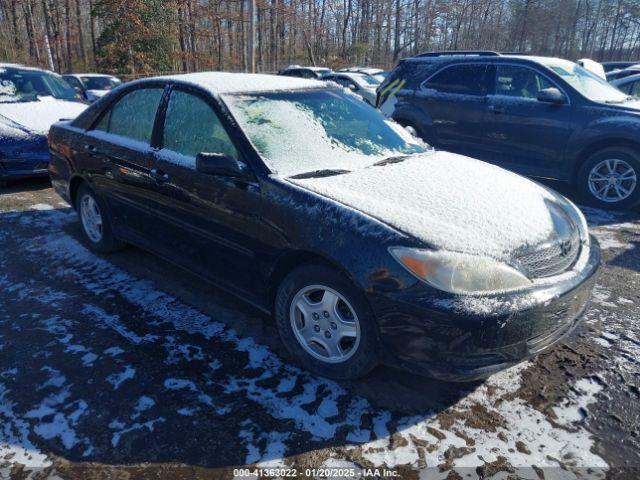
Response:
[150,168,169,183]
[83,144,101,156]
[488,105,505,114]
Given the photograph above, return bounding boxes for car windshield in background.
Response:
[81,76,120,90]
[541,59,628,103]
[0,69,78,102]
[353,73,381,87]
[224,89,426,177]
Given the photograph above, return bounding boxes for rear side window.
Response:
[162,90,238,160]
[423,64,491,95]
[619,80,640,96]
[495,65,554,99]
[94,87,164,144]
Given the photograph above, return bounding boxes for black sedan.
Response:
[48,73,600,381]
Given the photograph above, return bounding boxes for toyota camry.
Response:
[48,73,599,381]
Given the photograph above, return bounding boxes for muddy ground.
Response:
[0,178,638,480]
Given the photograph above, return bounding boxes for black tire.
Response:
[75,182,125,253]
[577,147,640,210]
[275,263,379,380]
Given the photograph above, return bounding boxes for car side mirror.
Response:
[196,152,244,177]
[348,84,358,91]
[537,87,566,104]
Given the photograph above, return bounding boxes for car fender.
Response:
[567,114,640,171]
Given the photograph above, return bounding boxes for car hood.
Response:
[0,97,86,135]
[288,151,566,261]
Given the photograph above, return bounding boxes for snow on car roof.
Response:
[153,72,328,94]
[0,63,54,73]
[72,73,119,78]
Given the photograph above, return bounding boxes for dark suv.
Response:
[378,51,640,209]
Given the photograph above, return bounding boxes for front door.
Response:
[144,87,266,300]
[484,64,573,177]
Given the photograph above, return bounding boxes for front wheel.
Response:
[577,147,640,210]
[275,263,379,380]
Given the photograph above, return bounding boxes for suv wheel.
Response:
[275,263,378,380]
[578,147,640,210]
[76,183,124,253]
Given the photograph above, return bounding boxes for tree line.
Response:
[1,0,640,77]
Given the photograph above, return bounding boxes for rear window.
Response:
[423,64,491,95]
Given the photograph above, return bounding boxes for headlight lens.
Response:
[389,247,532,294]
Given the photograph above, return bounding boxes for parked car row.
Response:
[6,53,634,380]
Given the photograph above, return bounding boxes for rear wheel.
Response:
[578,147,640,210]
[275,263,378,380]
[75,183,124,253]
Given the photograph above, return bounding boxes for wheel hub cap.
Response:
[289,285,360,364]
[588,158,637,203]
[80,195,103,243]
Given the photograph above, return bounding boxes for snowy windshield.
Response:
[224,89,426,177]
[352,73,381,87]
[541,59,628,103]
[0,69,79,103]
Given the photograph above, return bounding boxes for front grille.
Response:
[515,231,581,278]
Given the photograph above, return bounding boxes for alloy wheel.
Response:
[80,194,103,243]
[588,158,637,203]
[289,285,360,363]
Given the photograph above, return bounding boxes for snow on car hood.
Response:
[0,96,86,135]
[288,151,562,260]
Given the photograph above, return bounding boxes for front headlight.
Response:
[389,247,532,295]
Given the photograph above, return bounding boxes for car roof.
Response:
[145,71,328,94]
[0,63,52,73]
[403,52,569,65]
[73,73,119,78]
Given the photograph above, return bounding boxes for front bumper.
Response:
[371,237,600,381]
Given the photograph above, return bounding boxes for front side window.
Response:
[495,65,554,99]
[423,64,491,96]
[94,87,163,144]
[162,90,238,160]
[224,89,427,177]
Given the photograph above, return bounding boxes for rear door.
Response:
[413,63,494,156]
[483,64,573,176]
[144,86,266,299]
[82,85,166,241]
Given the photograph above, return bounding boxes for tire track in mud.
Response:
[0,198,634,479]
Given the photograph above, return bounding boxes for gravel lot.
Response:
[0,178,638,480]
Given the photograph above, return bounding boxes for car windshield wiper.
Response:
[289,169,351,179]
[370,154,411,167]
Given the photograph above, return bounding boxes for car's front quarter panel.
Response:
[260,177,423,298]
[567,104,640,166]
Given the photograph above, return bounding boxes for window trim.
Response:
[490,62,571,105]
[420,62,494,97]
